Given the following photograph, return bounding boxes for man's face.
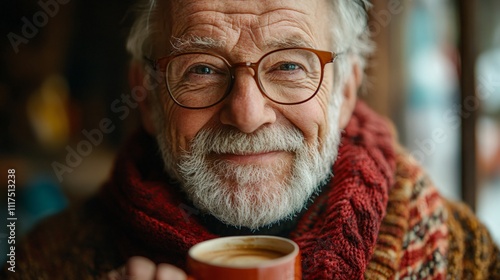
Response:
[150,0,349,229]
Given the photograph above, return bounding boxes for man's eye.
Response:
[189,65,216,75]
[278,63,302,71]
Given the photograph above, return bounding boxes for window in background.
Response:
[402,0,461,200]
[476,0,500,245]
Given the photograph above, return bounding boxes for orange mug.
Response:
[187,235,301,280]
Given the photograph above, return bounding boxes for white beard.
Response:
[156,94,344,230]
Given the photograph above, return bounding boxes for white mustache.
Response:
[189,125,306,155]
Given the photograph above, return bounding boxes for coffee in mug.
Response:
[188,235,301,280]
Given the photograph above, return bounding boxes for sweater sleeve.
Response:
[1,198,124,280]
[445,200,500,279]
[366,147,500,280]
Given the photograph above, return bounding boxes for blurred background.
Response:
[1,0,499,262]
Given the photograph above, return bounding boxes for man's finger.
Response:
[125,256,156,279]
[156,263,188,280]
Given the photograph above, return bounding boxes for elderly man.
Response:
[5,0,500,279]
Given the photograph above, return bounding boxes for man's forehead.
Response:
[156,0,327,31]
[164,0,321,15]
[152,0,330,55]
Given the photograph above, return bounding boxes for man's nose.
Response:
[219,68,276,133]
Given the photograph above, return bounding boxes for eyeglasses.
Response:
[146,48,339,109]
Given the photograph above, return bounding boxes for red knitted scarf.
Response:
[100,101,396,279]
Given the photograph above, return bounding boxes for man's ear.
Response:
[338,59,362,129]
[129,61,156,135]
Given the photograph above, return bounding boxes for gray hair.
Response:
[326,0,374,85]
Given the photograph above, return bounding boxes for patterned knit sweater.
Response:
[3,102,500,279]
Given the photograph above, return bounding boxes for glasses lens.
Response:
[258,49,322,104]
[166,54,231,108]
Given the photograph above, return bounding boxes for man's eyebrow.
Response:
[169,36,226,55]
[267,37,315,49]
[168,35,315,55]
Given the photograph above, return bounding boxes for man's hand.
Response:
[105,256,188,280]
